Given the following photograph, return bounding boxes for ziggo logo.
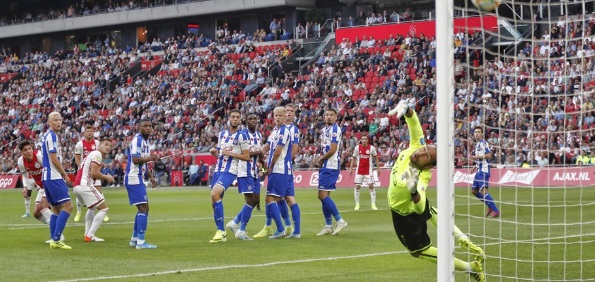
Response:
[0,178,14,188]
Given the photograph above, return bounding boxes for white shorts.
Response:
[34,189,46,204]
[74,185,105,209]
[24,177,38,191]
[354,171,379,186]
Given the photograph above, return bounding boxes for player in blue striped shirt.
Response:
[42,112,73,250]
[226,113,265,240]
[209,109,251,242]
[316,108,348,236]
[125,119,159,249]
[470,126,500,217]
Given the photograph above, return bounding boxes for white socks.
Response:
[87,208,108,238]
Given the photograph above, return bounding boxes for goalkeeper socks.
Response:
[278,199,291,226]
[290,203,301,234]
[322,197,342,222]
[419,246,438,264]
[49,213,58,239]
[370,188,376,204]
[419,246,468,271]
[25,197,30,214]
[136,212,148,244]
[239,204,254,231]
[52,210,70,242]
[213,200,224,231]
[354,188,360,204]
[266,202,284,232]
[484,193,499,212]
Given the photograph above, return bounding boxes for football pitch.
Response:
[1,186,594,281]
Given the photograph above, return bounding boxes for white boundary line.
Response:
[51,251,405,282]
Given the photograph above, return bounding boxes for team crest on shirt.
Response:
[34,163,41,168]
[366,150,370,154]
[233,140,238,145]
[91,145,96,150]
[332,132,337,137]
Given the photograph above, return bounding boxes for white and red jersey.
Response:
[75,139,100,165]
[352,144,377,175]
[74,151,103,187]
[17,150,44,188]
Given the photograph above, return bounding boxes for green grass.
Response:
[1,186,594,281]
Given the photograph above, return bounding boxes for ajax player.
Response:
[348,135,380,211]
[73,138,114,242]
[17,140,58,242]
[74,125,109,222]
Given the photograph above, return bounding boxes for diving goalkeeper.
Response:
[387,100,485,282]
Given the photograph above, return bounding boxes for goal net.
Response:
[449,1,595,281]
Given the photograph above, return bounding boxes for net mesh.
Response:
[454,1,595,281]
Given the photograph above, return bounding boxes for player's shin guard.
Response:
[213,200,224,231]
[136,212,148,244]
[474,192,485,202]
[85,209,95,234]
[265,203,272,226]
[322,197,342,222]
[25,197,31,214]
[53,210,70,242]
[370,188,377,205]
[50,213,58,239]
[239,204,254,231]
[38,208,52,225]
[321,201,332,226]
[266,202,284,232]
[278,199,291,226]
[484,193,499,212]
[87,208,108,237]
[290,203,301,234]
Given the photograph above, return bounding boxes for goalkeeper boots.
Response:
[458,237,485,263]
[470,261,485,282]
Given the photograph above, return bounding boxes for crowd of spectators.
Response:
[2,11,595,182]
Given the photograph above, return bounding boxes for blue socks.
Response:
[484,193,499,212]
[52,210,70,241]
[213,200,224,231]
[278,199,291,226]
[476,192,499,212]
[290,203,301,234]
[266,202,284,232]
[50,213,57,239]
[265,203,272,226]
[239,204,254,231]
[322,197,342,223]
[136,212,148,241]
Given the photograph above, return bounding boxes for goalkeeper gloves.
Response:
[403,166,420,197]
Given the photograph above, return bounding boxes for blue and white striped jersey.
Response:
[267,125,292,175]
[125,133,151,186]
[474,139,491,173]
[214,129,249,176]
[237,129,262,178]
[321,123,342,170]
[41,130,63,181]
